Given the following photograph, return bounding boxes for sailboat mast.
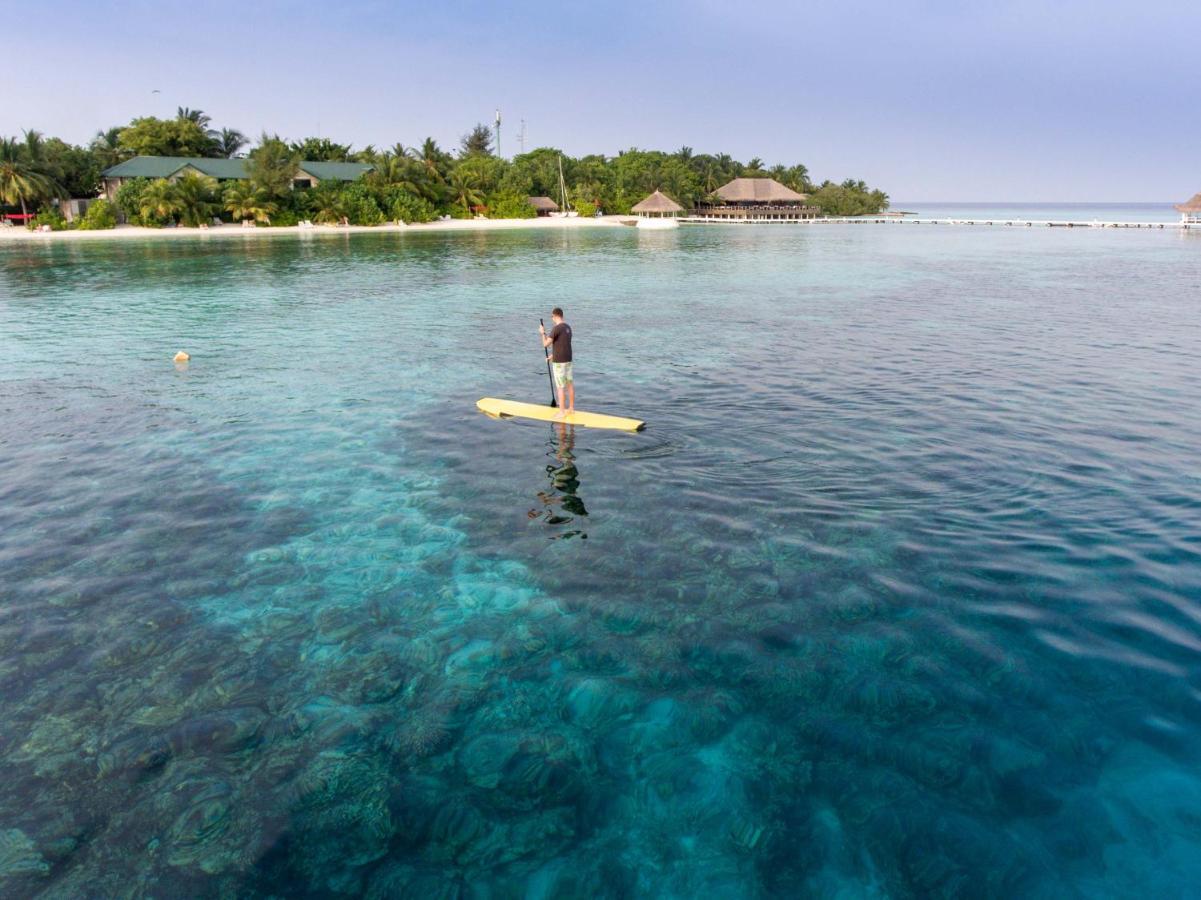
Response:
[558,154,569,212]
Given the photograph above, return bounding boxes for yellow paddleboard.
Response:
[476,398,645,431]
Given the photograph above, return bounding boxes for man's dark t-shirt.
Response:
[550,322,573,363]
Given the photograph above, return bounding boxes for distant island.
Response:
[0,109,889,231]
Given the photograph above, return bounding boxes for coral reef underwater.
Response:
[2,229,1200,897]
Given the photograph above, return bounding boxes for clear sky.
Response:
[3,0,1198,201]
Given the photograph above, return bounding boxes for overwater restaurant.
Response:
[692,177,819,221]
[1174,192,1201,225]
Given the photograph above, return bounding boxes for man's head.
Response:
[551,307,564,323]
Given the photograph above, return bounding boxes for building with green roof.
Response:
[100,156,373,205]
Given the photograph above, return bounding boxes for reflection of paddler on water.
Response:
[529,421,587,539]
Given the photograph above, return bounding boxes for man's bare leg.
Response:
[554,386,568,419]
[566,383,575,413]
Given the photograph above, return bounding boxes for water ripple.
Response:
[2,227,1201,896]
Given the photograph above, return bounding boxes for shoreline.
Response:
[0,215,631,243]
[3,212,1187,244]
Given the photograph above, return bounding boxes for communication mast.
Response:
[494,109,501,157]
[518,119,527,154]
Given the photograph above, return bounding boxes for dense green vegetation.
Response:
[76,199,116,230]
[1,109,888,229]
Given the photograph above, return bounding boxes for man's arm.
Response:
[540,324,554,349]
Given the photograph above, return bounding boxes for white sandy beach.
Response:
[0,215,633,243]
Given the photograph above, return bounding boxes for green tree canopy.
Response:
[224,180,277,224]
[176,107,213,130]
[218,128,248,158]
[411,138,452,182]
[448,168,484,214]
[4,108,892,224]
[455,155,507,196]
[509,147,571,200]
[0,136,55,216]
[808,180,889,216]
[247,135,300,199]
[41,137,100,197]
[290,137,353,161]
[138,178,179,223]
[76,198,116,230]
[309,181,350,224]
[118,117,217,158]
[16,131,68,201]
[171,172,219,226]
[90,127,127,170]
[459,123,494,157]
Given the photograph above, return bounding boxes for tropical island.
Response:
[0,108,890,232]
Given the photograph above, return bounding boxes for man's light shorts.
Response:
[552,362,573,389]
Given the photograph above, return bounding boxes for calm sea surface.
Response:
[2,215,1200,897]
[892,201,1180,222]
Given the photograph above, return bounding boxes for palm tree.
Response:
[223,180,277,224]
[403,140,449,204]
[139,179,179,224]
[745,157,765,175]
[218,128,248,158]
[310,183,349,224]
[448,168,483,215]
[411,138,450,181]
[290,137,353,162]
[20,129,65,199]
[694,156,722,193]
[22,129,45,160]
[90,127,126,169]
[0,136,51,218]
[172,172,218,226]
[371,153,423,197]
[177,107,212,129]
[674,145,693,163]
[787,164,811,193]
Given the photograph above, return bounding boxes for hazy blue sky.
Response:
[4,0,1198,200]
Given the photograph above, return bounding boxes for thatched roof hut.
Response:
[713,177,808,204]
[528,196,560,216]
[631,190,684,215]
[1174,193,1201,213]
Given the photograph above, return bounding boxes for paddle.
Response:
[540,317,557,407]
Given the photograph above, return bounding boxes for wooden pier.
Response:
[678,215,1189,230]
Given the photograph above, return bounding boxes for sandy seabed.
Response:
[0,216,632,243]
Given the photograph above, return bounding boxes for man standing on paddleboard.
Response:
[540,307,574,419]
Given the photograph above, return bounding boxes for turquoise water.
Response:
[2,221,1200,897]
